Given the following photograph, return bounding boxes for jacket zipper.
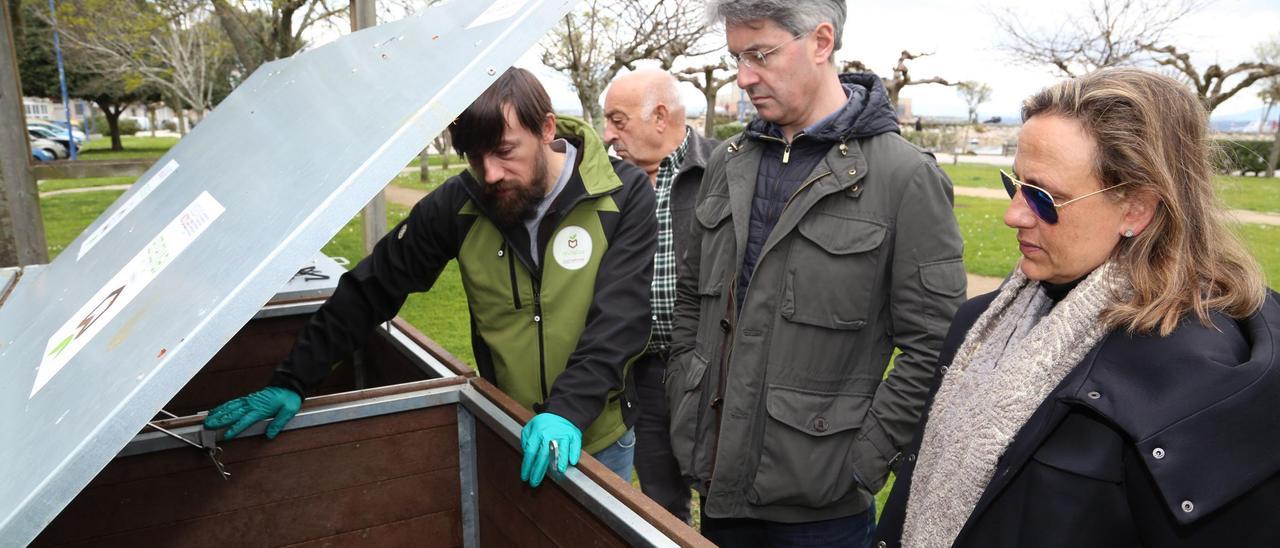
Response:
[506,242,522,309]
[755,132,805,164]
[534,280,548,401]
[783,169,834,211]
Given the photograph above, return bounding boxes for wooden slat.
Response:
[390,317,476,377]
[284,511,463,547]
[38,406,461,545]
[476,422,627,547]
[46,469,461,547]
[127,396,459,483]
[470,378,713,547]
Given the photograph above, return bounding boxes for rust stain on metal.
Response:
[0,268,23,310]
[156,348,167,358]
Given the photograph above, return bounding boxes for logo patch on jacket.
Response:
[552,226,592,270]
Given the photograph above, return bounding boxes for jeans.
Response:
[700,504,876,548]
[591,427,636,483]
[634,353,693,522]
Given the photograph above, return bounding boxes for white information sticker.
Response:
[77,159,181,260]
[552,226,592,271]
[34,191,225,397]
[466,0,529,29]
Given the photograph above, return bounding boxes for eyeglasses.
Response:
[1000,170,1129,224]
[729,30,812,70]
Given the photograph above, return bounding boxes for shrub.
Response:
[161,119,177,131]
[714,122,746,141]
[1214,139,1272,176]
[118,118,141,136]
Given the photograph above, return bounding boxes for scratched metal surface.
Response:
[0,1,573,543]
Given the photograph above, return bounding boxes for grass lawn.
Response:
[39,176,137,193]
[390,167,464,193]
[940,164,1280,214]
[78,136,179,161]
[405,152,464,168]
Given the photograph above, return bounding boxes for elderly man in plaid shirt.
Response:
[603,68,720,523]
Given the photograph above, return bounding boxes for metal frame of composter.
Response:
[121,301,677,547]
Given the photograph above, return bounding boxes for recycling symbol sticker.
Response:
[552,226,592,270]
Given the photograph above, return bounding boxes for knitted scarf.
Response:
[901,261,1130,547]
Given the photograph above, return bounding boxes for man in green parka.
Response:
[203,68,657,488]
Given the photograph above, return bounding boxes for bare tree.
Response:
[956,81,993,124]
[1258,84,1278,135]
[676,59,736,138]
[1257,37,1280,178]
[540,0,715,129]
[52,0,229,119]
[841,51,956,112]
[1140,43,1280,113]
[210,0,347,76]
[992,0,1202,77]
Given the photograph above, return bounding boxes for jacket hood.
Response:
[745,72,900,142]
[554,114,622,196]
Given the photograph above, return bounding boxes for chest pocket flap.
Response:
[797,214,886,255]
[696,194,732,229]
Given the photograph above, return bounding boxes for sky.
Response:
[508,0,1280,121]
[310,0,1280,122]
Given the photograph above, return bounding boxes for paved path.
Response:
[39,184,133,198]
[953,186,1280,226]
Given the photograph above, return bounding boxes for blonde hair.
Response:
[1022,67,1267,336]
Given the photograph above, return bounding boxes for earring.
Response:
[1123,229,1134,238]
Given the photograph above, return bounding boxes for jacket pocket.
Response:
[695,194,733,296]
[668,350,710,480]
[748,385,871,508]
[781,215,887,330]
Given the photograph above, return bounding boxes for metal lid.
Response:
[0,1,572,542]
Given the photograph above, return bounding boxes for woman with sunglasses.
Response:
[874,67,1280,547]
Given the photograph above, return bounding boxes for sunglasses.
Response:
[1000,170,1129,224]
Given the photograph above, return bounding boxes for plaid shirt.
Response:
[645,128,690,356]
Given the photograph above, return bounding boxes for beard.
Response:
[479,147,550,228]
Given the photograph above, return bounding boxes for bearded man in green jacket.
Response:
[204,67,657,488]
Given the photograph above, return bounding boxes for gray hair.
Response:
[709,0,846,54]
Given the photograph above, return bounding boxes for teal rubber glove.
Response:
[519,412,582,487]
[203,386,302,439]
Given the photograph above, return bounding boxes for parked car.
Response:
[29,136,68,159]
[28,123,85,145]
[27,126,79,156]
[32,147,55,162]
[31,120,89,142]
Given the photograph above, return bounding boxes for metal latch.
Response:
[148,410,231,480]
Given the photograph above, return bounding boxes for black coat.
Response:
[876,289,1280,548]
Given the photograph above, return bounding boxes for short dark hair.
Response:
[450,67,553,158]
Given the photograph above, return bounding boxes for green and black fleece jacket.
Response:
[270,116,657,453]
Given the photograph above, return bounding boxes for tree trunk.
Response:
[176,107,187,136]
[1267,122,1279,178]
[147,103,156,137]
[0,1,47,266]
[1260,101,1275,135]
[96,100,124,151]
[419,146,429,183]
[577,88,603,133]
[704,88,716,138]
